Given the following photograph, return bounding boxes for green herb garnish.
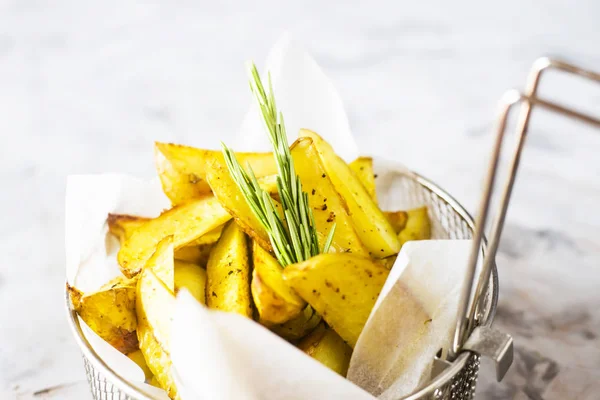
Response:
[221,62,335,266]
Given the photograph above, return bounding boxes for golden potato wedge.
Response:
[298,323,352,376]
[378,255,398,269]
[67,278,138,354]
[349,157,377,203]
[149,375,162,388]
[299,130,400,257]
[268,305,322,341]
[384,211,409,234]
[174,243,214,266]
[118,195,232,278]
[155,142,277,205]
[398,206,432,248]
[146,236,175,292]
[251,241,305,324]
[175,260,207,305]
[137,264,177,398]
[107,213,151,242]
[127,349,153,381]
[283,253,389,348]
[290,138,369,257]
[185,225,224,246]
[206,221,252,317]
[205,158,276,252]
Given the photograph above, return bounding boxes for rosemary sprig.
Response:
[221,62,335,266]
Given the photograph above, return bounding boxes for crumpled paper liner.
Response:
[65,34,478,399]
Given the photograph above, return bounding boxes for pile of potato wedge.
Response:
[68,129,431,399]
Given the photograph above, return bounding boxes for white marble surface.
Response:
[1,1,599,399]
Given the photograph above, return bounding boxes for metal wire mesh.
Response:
[72,172,496,400]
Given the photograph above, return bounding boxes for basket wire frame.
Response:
[66,57,600,400]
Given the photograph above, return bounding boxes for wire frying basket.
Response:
[65,57,600,400]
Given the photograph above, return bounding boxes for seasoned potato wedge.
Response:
[283,253,389,348]
[155,142,277,205]
[175,260,207,305]
[67,278,138,354]
[146,237,175,292]
[205,158,275,252]
[298,323,352,376]
[185,225,224,246]
[290,138,369,257]
[117,195,232,278]
[251,241,305,324]
[107,214,151,242]
[299,130,400,257]
[268,305,322,341]
[349,157,377,203]
[384,211,409,234]
[206,221,252,317]
[127,349,153,381]
[398,206,432,248]
[173,243,213,266]
[137,265,177,399]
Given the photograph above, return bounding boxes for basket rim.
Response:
[65,170,499,400]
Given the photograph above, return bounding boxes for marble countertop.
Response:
[1,1,599,399]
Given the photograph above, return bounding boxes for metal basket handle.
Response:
[451,58,600,381]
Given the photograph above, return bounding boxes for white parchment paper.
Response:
[65,35,477,400]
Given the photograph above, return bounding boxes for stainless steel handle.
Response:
[451,58,600,381]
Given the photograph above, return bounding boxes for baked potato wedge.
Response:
[251,241,305,324]
[283,253,389,348]
[67,278,138,354]
[290,138,369,257]
[349,157,377,203]
[155,142,277,205]
[298,323,352,376]
[384,211,409,234]
[117,195,232,278]
[173,243,213,266]
[398,206,432,248]
[175,260,207,305]
[206,221,252,317]
[268,305,322,341]
[205,158,279,252]
[146,236,175,291]
[107,214,151,242]
[137,264,177,399]
[299,130,400,257]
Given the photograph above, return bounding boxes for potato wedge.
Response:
[268,305,322,341]
[185,225,224,246]
[146,237,175,292]
[299,130,400,257]
[290,138,369,257]
[174,243,213,266]
[283,253,389,348]
[137,264,177,398]
[127,349,153,381]
[118,195,232,278]
[251,241,305,324]
[349,157,377,203]
[175,260,207,305]
[298,323,352,376]
[206,221,252,317]
[67,278,138,354]
[384,211,409,234]
[205,158,275,252]
[107,214,151,242]
[155,142,277,205]
[398,206,432,248]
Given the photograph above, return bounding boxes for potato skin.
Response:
[206,221,253,318]
[283,253,389,348]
